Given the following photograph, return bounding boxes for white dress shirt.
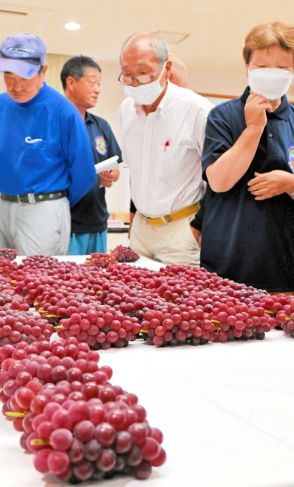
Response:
[119,82,214,217]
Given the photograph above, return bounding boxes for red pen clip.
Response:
[164,139,171,152]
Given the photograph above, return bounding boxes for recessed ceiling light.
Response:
[64,21,81,31]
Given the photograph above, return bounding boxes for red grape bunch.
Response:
[0,337,166,483]
[0,248,17,261]
[85,253,117,268]
[111,245,140,263]
[57,303,140,349]
[0,309,54,347]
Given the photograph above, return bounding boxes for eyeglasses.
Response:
[118,62,166,86]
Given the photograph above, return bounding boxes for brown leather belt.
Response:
[142,202,200,226]
[0,191,67,204]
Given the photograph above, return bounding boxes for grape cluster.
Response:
[11,257,83,305]
[0,248,17,261]
[111,245,140,263]
[0,309,54,346]
[31,390,165,482]
[0,337,107,429]
[85,253,117,268]
[273,295,294,337]
[0,290,30,311]
[0,337,166,483]
[57,303,141,349]
[0,256,18,276]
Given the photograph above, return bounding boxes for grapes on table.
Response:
[1,254,293,347]
[0,253,294,482]
[0,337,166,483]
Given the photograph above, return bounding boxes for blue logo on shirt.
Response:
[288,146,294,173]
[95,136,107,156]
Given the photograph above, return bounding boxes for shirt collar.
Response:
[241,86,291,121]
[156,81,178,115]
[85,111,93,124]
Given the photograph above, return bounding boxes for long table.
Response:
[1,257,294,487]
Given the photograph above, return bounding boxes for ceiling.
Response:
[0,0,294,94]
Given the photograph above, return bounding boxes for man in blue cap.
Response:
[0,33,96,256]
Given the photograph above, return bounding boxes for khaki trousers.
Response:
[130,212,200,265]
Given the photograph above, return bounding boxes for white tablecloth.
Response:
[1,331,294,487]
[1,257,294,486]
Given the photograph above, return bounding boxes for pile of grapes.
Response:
[1,253,294,347]
[0,249,293,483]
[0,337,166,483]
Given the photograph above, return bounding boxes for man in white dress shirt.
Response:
[119,32,213,264]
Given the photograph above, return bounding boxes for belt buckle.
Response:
[160,214,171,224]
[27,193,36,204]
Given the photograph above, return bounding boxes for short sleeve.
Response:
[201,103,238,181]
[103,121,122,163]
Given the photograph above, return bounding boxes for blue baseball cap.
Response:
[0,33,46,79]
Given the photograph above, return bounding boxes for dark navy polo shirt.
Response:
[71,113,122,234]
[201,87,294,292]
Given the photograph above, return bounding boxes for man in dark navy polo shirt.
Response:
[201,21,294,292]
[61,56,121,254]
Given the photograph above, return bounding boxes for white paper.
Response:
[95,155,119,174]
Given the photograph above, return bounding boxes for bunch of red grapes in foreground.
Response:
[0,338,166,483]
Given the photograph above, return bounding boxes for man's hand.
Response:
[248,170,294,200]
[99,168,120,188]
[244,93,271,132]
[191,226,201,246]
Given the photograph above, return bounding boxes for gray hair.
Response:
[121,32,169,65]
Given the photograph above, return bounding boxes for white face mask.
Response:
[124,63,166,105]
[248,67,293,100]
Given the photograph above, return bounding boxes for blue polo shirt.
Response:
[0,83,95,207]
[201,87,294,292]
[70,113,122,234]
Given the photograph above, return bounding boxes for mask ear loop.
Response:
[159,61,167,81]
